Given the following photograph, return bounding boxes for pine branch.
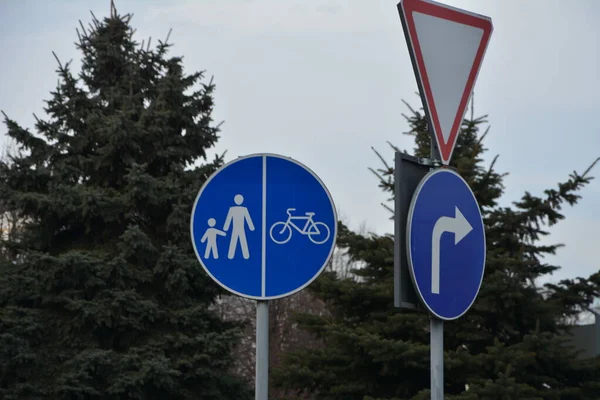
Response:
[78,20,88,37]
[165,28,173,46]
[385,140,402,154]
[382,202,394,218]
[371,146,391,173]
[51,51,63,70]
[368,147,394,198]
[545,273,600,317]
[88,10,100,30]
[512,157,599,235]
[580,156,600,179]
[476,124,491,147]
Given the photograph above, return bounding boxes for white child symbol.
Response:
[201,218,226,259]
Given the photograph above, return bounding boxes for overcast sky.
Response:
[1,0,599,288]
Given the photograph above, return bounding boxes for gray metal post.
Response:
[429,132,444,400]
[430,318,444,399]
[255,301,269,400]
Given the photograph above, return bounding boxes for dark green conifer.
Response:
[0,6,251,400]
[273,100,600,399]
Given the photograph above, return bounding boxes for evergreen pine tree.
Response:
[273,99,600,399]
[0,7,251,399]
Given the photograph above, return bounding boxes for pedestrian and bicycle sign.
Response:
[406,168,485,320]
[190,153,337,300]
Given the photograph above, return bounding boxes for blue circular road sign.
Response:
[407,168,486,320]
[190,154,337,300]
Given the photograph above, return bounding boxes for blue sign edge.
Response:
[189,152,339,301]
[405,168,486,321]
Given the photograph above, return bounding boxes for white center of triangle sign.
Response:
[398,0,493,165]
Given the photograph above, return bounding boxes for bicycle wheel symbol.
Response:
[307,222,330,244]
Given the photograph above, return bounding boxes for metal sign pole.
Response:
[429,135,444,400]
[430,318,443,399]
[255,300,269,400]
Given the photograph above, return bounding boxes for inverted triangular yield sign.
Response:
[398,0,493,165]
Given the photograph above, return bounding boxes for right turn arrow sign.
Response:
[430,206,472,294]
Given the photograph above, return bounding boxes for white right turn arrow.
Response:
[431,206,472,294]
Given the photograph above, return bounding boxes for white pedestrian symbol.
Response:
[269,208,330,245]
[201,218,226,259]
[223,194,255,259]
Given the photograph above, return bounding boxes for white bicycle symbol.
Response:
[269,208,331,245]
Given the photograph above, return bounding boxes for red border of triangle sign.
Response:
[398,0,493,165]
